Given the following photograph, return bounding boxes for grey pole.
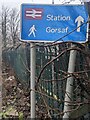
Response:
[52,0,54,4]
[0,34,2,119]
[63,44,77,119]
[83,1,90,15]
[30,42,36,118]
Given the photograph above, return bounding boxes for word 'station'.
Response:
[46,15,71,21]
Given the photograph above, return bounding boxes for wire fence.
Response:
[2,41,90,119]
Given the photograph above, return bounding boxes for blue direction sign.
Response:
[21,4,88,42]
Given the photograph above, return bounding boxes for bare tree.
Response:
[9,8,20,46]
[1,6,10,48]
[0,6,20,48]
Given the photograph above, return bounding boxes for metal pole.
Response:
[30,42,36,118]
[82,1,90,15]
[63,44,77,119]
[52,0,54,4]
[0,34,2,119]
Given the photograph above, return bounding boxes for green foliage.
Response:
[19,112,24,120]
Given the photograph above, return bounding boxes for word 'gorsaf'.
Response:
[46,14,71,21]
[46,27,68,33]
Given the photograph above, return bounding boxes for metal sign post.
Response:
[83,0,90,41]
[83,0,90,15]
[30,43,36,118]
[52,0,54,4]
[63,44,77,119]
[0,34,2,119]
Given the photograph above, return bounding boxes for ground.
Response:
[2,61,30,119]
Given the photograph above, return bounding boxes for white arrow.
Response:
[75,16,84,32]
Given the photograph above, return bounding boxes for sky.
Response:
[0,0,82,10]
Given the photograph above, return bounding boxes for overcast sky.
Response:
[0,0,82,10]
